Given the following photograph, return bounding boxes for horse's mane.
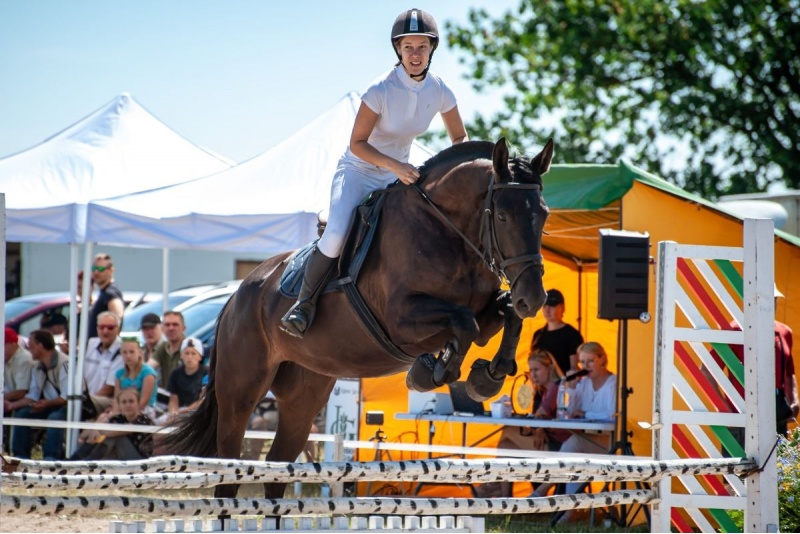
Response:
[418,140,539,185]
[418,141,495,176]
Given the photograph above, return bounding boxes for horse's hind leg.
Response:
[262,363,336,499]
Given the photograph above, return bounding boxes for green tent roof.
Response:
[543,161,800,263]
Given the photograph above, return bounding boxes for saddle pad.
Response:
[278,241,317,298]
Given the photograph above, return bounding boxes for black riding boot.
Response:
[280,248,337,338]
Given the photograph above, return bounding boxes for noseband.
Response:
[411,177,544,290]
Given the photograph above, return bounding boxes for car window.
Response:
[181,296,229,334]
[121,295,193,331]
[17,304,70,337]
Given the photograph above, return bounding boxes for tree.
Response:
[443,0,800,198]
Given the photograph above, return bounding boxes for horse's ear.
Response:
[492,137,510,181]
[530,138,554,176]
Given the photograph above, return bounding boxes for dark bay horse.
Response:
[161,138,553,500]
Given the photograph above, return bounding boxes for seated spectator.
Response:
[531,341,617,523]
[158,337,207,423]
[478,350,570,498]
[70,387,154,461]
[8,330,69,460]
[139,313,165,365]
[41,312,69,353]
[83,311,124,417]
[3,327,34,416]
[150,311,186,389]
[242,393,279,460]
[114,337,158,419]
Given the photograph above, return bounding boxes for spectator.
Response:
[162,337,207,422]
[531,341,617,523]
[9,330,69,460]
[710,284,799,439]
[242,393,279,460]
[87,253,124,340]
[114,337,158,419]
[530,288,584,375]
[150,311,186,389]
[70,387,154,461]
[83,311,123,416]
[499,350,570,453]
[41,312,69,354]
[3,327,34,415]
[139,313,165,364]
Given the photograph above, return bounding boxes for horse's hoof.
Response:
[466,359,505,401]
[406,354,439,392]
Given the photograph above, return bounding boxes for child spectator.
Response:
[114,337,158,419]
[71,387,154,460]
[159,337,207,423]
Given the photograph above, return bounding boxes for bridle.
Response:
[411,170,545,290]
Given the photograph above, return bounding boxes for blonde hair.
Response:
[120,337,144,378]
[116,387,139,403]
[527,349,561,394]
[576,341,608,366]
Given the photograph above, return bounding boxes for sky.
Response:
[0,0,519,163]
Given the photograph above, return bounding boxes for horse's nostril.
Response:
[515,299,529,313]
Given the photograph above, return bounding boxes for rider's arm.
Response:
[349,102,420,185]
[442,105,468,144]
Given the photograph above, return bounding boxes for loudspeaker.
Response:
[598,229,650,320]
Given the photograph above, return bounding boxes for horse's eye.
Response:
[497,212,508,222]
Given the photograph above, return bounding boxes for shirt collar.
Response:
[395,64,426,90]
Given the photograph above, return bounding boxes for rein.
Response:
[411,177,544,290]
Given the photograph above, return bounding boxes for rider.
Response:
[281,8,469,338]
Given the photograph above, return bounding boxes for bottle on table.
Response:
[556,382,569,420]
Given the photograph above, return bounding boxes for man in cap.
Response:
[139,313,165,364]
[530,288,584,376]
[3,327,34,416]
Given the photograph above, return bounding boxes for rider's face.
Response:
[397,35,432,77]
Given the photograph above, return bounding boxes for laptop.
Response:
[448,381,487,416]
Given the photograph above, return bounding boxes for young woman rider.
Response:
[281,8,469,338]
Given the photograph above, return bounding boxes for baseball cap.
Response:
[4,327,19,344]
[41,313,68,328]
[181,337,204,357]
[140,313,162,328]
[775,284,784,299]
[544,288,565,306]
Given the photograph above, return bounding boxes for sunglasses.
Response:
[97,324,118,331]
[91,265,111,273]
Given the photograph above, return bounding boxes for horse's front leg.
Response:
[389,295,481,392]
[468,290,523,400]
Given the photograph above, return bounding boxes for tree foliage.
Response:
[444,0,800,198]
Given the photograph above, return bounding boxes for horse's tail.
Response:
[157,301,229,458]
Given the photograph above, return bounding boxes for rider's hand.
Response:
[392,162,420,185]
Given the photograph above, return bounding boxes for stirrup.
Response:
[280,302,313,339]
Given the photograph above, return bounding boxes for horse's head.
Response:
[484,137,552,318]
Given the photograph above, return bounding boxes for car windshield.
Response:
[181,296,229,334]
[122,295,193,331]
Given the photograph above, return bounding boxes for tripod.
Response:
[366,427,402,496]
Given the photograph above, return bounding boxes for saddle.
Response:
[279,183,414,363]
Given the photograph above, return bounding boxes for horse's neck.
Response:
[423,162,489,238]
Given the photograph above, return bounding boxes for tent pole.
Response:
[162,248,169,315]
[70,243,94,454]
[65,244,80,456]
[0,194,6,451]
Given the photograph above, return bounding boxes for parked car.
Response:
[5,291,156,338]
[120,283,222,332]
[120,281,242,353]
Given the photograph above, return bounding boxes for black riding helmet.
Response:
[391,8,439,76]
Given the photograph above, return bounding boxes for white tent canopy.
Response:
[0,92,233,244]
[87,91,435,254]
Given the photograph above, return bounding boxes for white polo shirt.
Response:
[347,65,457,165]
[83,337,123,394]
